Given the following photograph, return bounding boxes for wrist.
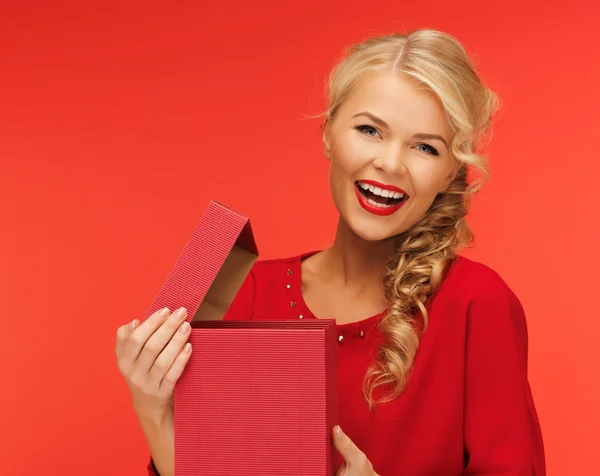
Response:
[133,399,173,431]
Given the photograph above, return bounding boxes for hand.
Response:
[333,425,381,476]
[115,306,193,419]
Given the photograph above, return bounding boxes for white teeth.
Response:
[367,198,391,208]
[358,181,405,200]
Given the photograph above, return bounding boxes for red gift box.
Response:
[143,200,339,476]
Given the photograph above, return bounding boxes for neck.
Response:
[324,217,396,287]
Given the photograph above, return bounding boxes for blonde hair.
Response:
[319,30,499,407]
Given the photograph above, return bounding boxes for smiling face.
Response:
[323,72,460,242]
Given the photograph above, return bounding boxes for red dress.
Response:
[148,252,546,475]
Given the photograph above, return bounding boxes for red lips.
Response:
[354,180,409,217]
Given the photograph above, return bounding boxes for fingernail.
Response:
[336,426,344,441]
[130,319,139,330]
[174,307,187,319]
[179,321,190,334]
[158,307,170,318]
[184,342,192,353]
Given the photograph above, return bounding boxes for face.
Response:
[323,72,459,242]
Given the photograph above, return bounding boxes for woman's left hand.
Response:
[333,425,381,476]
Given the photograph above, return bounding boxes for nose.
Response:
[372,143,409,175]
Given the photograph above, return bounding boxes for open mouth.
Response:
[355,181,408,209]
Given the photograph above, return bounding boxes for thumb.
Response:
[333,425,364,467]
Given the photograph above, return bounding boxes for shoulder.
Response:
[225,251,317,321]
[235,250,317,300]
[248,250,318,282]
[226,252,315,321]
[441,255,528,342]
[250,253,307,274]
[435,255,527,328]
[442,255,520,304]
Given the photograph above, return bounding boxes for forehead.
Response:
[339,72,451,137]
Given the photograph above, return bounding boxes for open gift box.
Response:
[143,200,339,476]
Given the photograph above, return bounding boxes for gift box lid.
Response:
[144,200,258,323]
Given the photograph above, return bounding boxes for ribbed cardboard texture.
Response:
[177,320,338,475]
[144,200,258,324]
[144,200,339,476]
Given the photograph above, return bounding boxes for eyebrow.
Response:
[352,111,449,147]
[413,133,449,148]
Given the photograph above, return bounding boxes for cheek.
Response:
[410,161,453,197]
[331,130,373,174]
[328,140,366,210]
[329,159,351,206]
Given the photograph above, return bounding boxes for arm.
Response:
[463,273,546,475]
[144,409,175,476]
[114,306,193,476]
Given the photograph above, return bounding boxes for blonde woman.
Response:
[116,29,546,475]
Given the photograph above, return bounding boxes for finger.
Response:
[159,342,193,393]
[115,320,136,360]
[147,319,191,385]
[333,426,369,469]
[133,307,188,374]
[120,307,171,369]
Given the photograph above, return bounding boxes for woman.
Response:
[116,29,546,475]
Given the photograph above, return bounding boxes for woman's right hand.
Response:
[116,306,193,421]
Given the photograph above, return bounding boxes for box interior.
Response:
[191,320,335,329]
[192,239,258,322]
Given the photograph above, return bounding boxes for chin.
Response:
[345,215,404,243]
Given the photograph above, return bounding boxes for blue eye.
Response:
[356,125,380,137]
[416,143,440,156]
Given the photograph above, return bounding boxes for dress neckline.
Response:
[290,250,387,332]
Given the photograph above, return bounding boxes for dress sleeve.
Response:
[147,459,159,475]
[463,272,546,475]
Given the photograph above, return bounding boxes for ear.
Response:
[322,118,332,161]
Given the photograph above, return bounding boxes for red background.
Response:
[1,1,598,474]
